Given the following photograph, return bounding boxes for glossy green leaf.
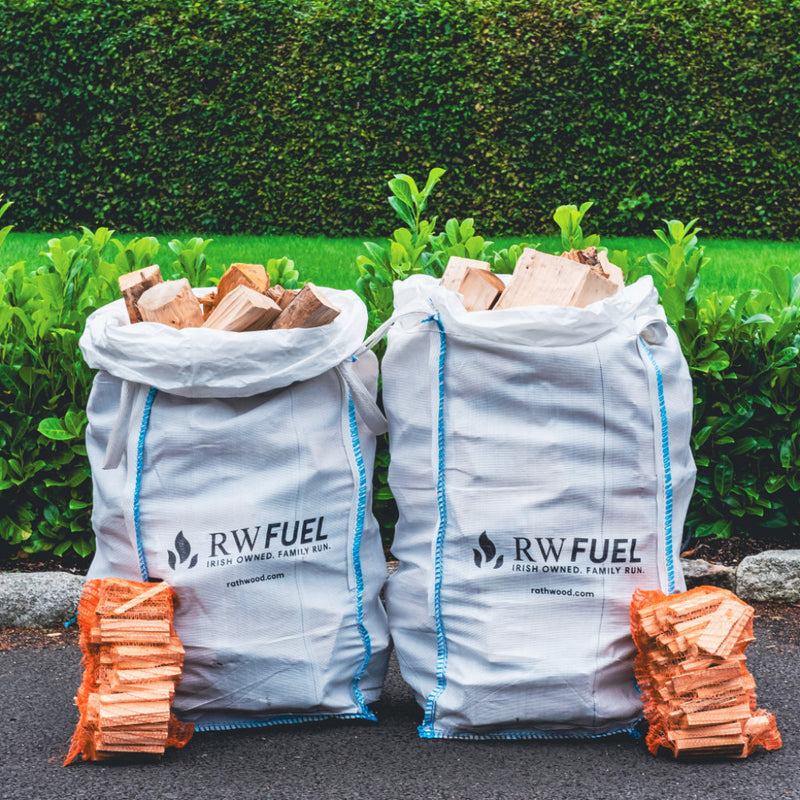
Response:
[37,418,74,440]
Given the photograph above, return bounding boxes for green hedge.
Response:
[2,177,799,562]
[1,0,799,238]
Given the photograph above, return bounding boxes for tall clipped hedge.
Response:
[1,0,799,238]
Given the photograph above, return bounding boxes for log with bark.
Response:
[117,265,337,332]
[270,282,341,329]
[119,265,164,324]
[494,248,619,310]
[202,285,282,332]
[137,278,204,329]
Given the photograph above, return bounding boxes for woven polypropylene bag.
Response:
[381,274,696,738]
[80,288,390,731]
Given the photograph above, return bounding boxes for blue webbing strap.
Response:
[639,339,676,594]
[133,386,157,582]
[419,311,449,737]
[347,391,377,721]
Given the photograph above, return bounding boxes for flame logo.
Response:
[473,531,504,569]
[168,530,198,571]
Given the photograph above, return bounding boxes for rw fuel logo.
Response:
[473,532,504,570]
[167,531,198,571]
[468,531,646,577]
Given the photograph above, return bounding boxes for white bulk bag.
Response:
[80,287,390,731]
[381,274,696,739]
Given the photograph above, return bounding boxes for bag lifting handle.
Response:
[335,360,388,436]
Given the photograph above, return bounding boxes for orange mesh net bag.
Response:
[64,578,194,764]
[630,585,781,759]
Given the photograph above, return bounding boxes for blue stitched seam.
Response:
[419,310,449,735]
[639,339,676,594]
[418,716,644,740]
[192,710,376,733]
[133,386,158,582]
[347,392,377,721]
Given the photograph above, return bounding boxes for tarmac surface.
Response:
[1,610,798,800]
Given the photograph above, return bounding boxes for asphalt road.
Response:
[1,612,798,800]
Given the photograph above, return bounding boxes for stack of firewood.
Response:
[630,586,781,759]
[440,248,625,311]
[64,578,193,764]
[119,263,339,331]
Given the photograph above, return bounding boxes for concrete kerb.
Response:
[1,550,799,629]
[0,571,88,628]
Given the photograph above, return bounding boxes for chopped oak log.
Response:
[137,279,203,329]
[440,256,491,292]
[266,285,298,310]
[202,285,282,332]
[457,267,506,311]
[561,246,602,267]
[597,251,625,291]
[198,292,218,319]
[270,283,340,329]
[119,265,164,324]
[493,248,619,310]
[560,247,624,289]
[216,262,269,301]
[266,284,284,306]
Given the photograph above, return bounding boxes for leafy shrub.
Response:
[638,223,800,539]
[1,0,799,238]
[614,218,800,540]
[0,222,118,558]
[1,172,798,564]
[0,211,218,559]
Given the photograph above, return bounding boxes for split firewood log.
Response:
[119,265,164,324]
[494,248,619,310]
[266,284,298,310]
[457,266,506,311]
[202,285,282,332]
[216,262,269,300]
[440,256,492,292]
[270,282,340,329]
[137,279,204,329]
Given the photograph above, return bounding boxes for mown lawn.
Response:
[3,230,800,298]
